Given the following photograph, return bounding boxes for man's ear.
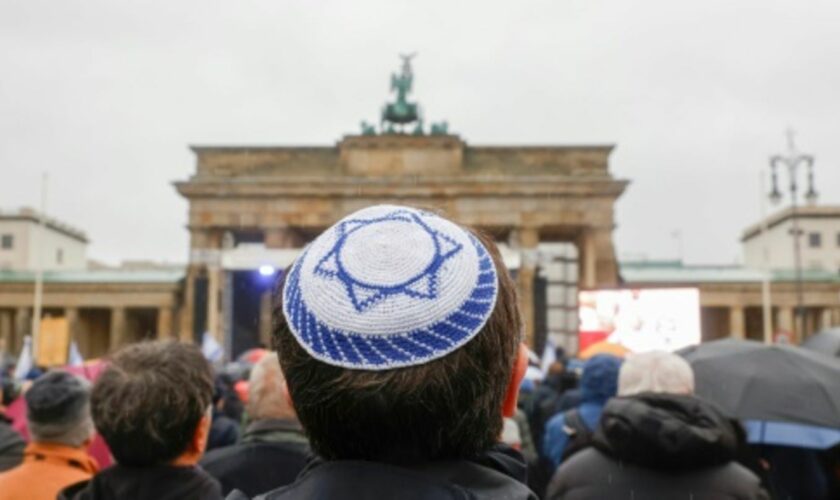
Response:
[502,343,529,418]
[282,380,295,412]
[191,411,212,455]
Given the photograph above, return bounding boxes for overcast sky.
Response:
[2,0,839,266]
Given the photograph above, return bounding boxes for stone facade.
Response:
[176,135,628,351]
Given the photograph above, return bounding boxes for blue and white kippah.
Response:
[282,205,498,370]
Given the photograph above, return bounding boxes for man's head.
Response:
[273,205,521,462]
[26,371,93,448]
[247,353,296,421]
[579,354,622,405]
[91,340,214,466]
[618,351,695,396]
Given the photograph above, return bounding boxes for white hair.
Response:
[247,353,295,421]
[28,402,95,448]
[618,351,695,396]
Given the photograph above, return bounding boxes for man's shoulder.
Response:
[202,440,309,467]
[243,458,535,500]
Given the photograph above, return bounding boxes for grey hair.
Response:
[248,353,295,421]
[28,401,95,448]
[618,351,695,396]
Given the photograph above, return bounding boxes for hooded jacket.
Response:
[227,444,537,500]
[542,355,621,468]
[547,393,769,500]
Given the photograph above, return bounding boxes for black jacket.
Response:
[228,444,536,500]
[548,393,769,500]
[59,464,224,500]
[201,418,310,497]
[0,414,24,472]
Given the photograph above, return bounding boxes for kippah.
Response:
[283,205,498,370]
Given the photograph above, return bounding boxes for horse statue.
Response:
[381,53,420,131]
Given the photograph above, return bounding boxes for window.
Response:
[56,248,63,264]
[809,232,822,248]
[0,234,12,249]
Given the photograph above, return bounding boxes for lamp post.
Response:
[768,130,817,341]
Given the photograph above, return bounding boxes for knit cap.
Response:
[282,205,498,370]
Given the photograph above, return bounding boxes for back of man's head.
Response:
[618,351,695,396]
[248,353,295,421]
[273,205,521,462]
[579,355,622,405]
[26,371,93,448]
[91,340,214,466]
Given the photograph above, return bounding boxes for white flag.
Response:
[201,332,223,363]
[68,340,84,367]
[13,336,33,381]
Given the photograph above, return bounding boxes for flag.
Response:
[13,336,33,381]
[68,340,84,367]
[540,338,557,375]
[201,332,223,363]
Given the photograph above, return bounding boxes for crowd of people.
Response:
[0,204,836,499]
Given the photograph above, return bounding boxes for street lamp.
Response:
[768,130,818,341]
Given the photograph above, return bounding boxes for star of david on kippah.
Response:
[313,209,463,313]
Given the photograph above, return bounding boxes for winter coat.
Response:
[0,442,98,500]
[59,464,223,500]
[201,418,310,497]
[0,414,23,472]
[547,392,769,500]
[543,355,621,468]
[227,444,537,500]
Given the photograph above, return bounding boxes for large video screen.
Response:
[578,288,701,353]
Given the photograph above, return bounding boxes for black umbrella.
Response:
[801,328,840,357]
[679,339,840,429]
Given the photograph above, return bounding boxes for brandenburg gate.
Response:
[175,56,627,354]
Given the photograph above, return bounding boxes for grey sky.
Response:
[2,0,839,266]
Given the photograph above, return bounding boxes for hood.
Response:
[579,355,621,404]
[593,392,740,472]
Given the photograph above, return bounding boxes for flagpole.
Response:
[31,173,47,358]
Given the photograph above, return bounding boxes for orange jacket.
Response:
[0,442,98,500]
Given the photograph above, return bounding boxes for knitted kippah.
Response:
[282,205,498,370]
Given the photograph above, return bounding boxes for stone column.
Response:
[14,307,30,353]
[110,307,126,351]
[207,266,221,343]
[729,306,745,339]
[259,290,272,347]
[578,230,597,290]
[157,306,173,340]
[512,227,539,348]
[65,307,79,340]
[819,308,833,332]
[0,311,12,355]
[777,307,794,341]
[181,266,198,342]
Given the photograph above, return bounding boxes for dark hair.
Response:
[91,340,214,466]
[273,229,521,462]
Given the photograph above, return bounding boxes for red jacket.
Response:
[0,442,98,500]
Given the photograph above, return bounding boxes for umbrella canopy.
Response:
[578,341,629,360]
[801,328,840,357]
[680,339,840,429]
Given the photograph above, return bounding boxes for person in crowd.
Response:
[229,205,535,499]
[542,354,621,469]
[207,378,240,451]
[59,340,223,500]
[547,351,768,499]
[0,371,98,500]
[0,377,24,472]
[202,353,309,496]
